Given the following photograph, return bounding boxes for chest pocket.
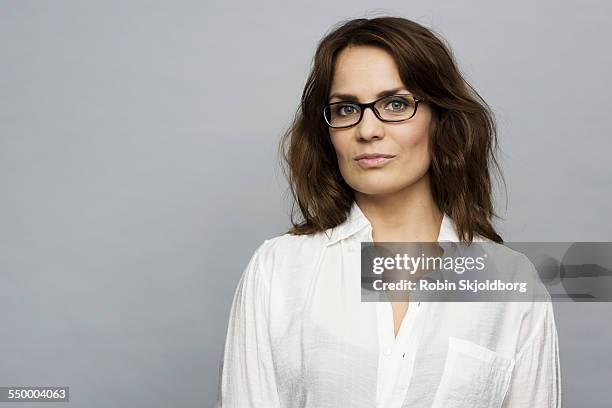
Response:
[431,336,515,408]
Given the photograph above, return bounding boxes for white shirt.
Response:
[216,202,562,407]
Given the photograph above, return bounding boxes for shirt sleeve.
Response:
[502,299,562,407]
[215,242,281,408]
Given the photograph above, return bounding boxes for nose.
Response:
[356,106,384,141]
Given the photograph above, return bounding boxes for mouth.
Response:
[353,153,396,169]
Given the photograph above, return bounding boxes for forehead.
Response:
[330,45,406,100]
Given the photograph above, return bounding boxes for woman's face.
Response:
[328,45,434,196]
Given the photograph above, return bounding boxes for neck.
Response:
[354,172,443,242]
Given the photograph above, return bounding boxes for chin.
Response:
[348,171,426,195]
[350,181,407,196]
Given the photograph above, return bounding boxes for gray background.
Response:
[1,1,610,407]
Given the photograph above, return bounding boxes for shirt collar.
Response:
[325,201,460,247]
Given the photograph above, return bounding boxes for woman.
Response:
[216,16,561,408]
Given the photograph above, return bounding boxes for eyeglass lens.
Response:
[324,94,417,127]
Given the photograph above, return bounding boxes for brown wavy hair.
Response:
[278,16,506,244]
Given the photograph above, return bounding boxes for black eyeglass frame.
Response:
[322,93,424,129]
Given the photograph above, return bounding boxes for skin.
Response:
[328,45,444,337]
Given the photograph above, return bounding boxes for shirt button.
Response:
[383,348,392,356]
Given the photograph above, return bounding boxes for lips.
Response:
[354,153,396,169]
[353,153,396,160]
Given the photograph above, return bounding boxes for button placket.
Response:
[375,299,425,408]
[376,302,395,407]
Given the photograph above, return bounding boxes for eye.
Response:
[383,97,411,112]
[335,104,359,116]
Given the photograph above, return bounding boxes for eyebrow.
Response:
[328,87,410,102]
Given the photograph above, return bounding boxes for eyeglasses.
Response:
[322,93,423,129]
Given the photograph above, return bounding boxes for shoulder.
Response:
[249,230,329,281]
[472,237,546,291]
[474,242,546,298]
[463,239,552,324]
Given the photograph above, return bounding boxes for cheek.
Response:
[394,124,431,158]
[329,134,358,182]
[329,132,350,160]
